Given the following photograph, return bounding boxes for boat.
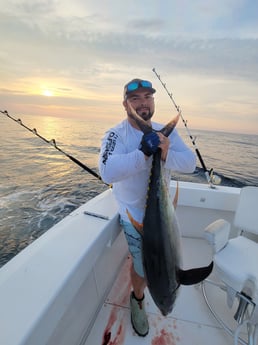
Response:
[0,180,257,345]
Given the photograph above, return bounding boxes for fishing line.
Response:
[152,68,221,186]
[1,110,108,185]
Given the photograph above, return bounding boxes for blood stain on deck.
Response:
[151,318,180,345]
[101,256,132,345]
[151,328,179,345]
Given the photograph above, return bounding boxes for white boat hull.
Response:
[0,182,242,345]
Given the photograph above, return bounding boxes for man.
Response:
[99,78,196,336]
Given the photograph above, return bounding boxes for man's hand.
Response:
[157,133,170,161]
[139,131,160,157]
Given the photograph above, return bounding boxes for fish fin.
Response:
[178,261,213,285]
[173,181,179,209]
[126,209,144,235]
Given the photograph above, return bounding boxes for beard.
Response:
[136,107,154,121]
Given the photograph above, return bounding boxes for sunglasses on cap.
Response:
[126,80,152,92]
[124,79,156,99]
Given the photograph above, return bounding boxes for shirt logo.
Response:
[102,132,118,165]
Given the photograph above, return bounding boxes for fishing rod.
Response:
[1,110,108,185]
[152,68,221,187]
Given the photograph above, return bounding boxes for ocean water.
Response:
[0,113,257,268]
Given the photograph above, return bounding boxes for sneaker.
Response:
[130,292,149,337]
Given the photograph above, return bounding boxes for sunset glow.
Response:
[43,90,53,97]
[0,1,258,134]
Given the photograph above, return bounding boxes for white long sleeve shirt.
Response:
[99,119,196,223]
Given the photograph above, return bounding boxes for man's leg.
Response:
[131,263,146,299]
[120,219,149,336]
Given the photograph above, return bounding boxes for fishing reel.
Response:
[206,169,221,187]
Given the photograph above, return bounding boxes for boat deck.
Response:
[84,237,248,345]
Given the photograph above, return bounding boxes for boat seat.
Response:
[204,186,258,345]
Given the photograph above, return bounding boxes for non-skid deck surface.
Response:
[85,238,247,345]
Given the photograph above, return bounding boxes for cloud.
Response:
[0,0,258,133]
[0,88,26,95]
[3,11,258,82]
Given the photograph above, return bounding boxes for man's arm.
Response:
[99,130,150,184]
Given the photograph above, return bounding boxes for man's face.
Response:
[124,89,155,122]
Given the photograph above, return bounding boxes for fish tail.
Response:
[178,261,213,285]
[160,113,180,137]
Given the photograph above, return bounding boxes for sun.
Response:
[43,89,53,97]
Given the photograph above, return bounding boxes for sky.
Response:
[0,0,258,134]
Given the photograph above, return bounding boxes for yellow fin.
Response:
[173,181,179,209]
[126,209,144,236]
